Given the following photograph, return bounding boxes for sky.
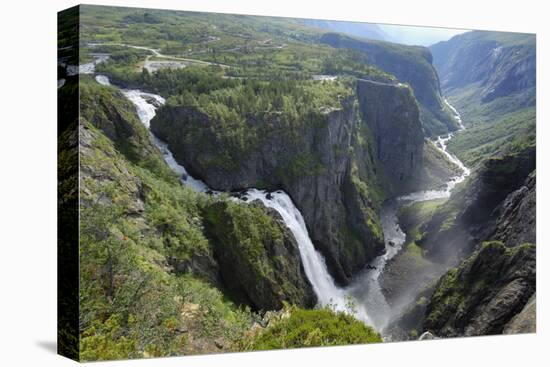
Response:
[378,24,468,46]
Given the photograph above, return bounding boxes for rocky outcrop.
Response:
[389,160,536,340]
[151,81,426,285]
[356,79,424,191]
[79,77,159,162]
[489,171,536,246]
[202,200,316,311]
[418,145,536,262]
[423,241,535,337]
[503,294,536,334]
[321,33,457,135]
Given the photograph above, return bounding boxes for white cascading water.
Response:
[90,62,468,334]
[94,73,367,322]
[96,75,211,193]
[243,190,357,316]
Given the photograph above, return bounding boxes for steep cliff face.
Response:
[152,96,377,285]
[423,241,535,337]
[389,170,536,339]
[418,144,535,262]
[321,33,457,135]
[151,81,426,285]
[356,79,424,191]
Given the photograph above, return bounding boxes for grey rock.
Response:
[503,294,536,334]
[151,82,425,285]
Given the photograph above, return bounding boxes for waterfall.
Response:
[95,74,358,320]
[243,190,355,316]
[93,73,469,334]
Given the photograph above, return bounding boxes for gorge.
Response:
[94,62,470,333]
[59,5,536,360]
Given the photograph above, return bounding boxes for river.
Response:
[89,59,469,336]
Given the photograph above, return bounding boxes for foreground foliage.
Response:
[241,307,382,350]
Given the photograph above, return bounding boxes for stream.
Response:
[83,52,469,335]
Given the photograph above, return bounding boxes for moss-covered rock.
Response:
[423,241,535,337]
[202,200,315,311]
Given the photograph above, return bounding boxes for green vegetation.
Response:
[425,241,536,334]
[447,106,535,168]
[76,75,383,360]
[77,80,252,359]
[202,200,315,310]
[241,307,382,350]
[152,75,354,173]
[399,199,446,245]
[82,4,391,83]
[319,32,458,135]
[79,122,253,360]
[432,30,535,168]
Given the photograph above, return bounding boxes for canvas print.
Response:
[57,5,536,361]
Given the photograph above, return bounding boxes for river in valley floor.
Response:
[89,60,469,337]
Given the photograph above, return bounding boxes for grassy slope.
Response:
[447,106,535,168]
[240,307,382,350]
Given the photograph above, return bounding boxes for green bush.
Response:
[244,307,382,350]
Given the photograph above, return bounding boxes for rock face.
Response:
[503,294,536,334]
[430,31,536,104]
[419,146,536,262]
[151,82,425,285]
[388,164,536,340]
[423,241,535,337]
[489,172,536,247]
[202,200,316,311]
[321,33,457,135]
[412,171,535,338]
[356,79,424,190]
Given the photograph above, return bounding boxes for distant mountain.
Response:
[303,19,389,42]
[430,31,535,167]
[304,19,466,47]
[378,24,466,47]
[430,31,535,102]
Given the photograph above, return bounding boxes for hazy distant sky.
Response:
[378,24,468,46]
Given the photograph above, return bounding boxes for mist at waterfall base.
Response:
[93,69,469,336]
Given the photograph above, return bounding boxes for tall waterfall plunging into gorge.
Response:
[94,72,469,334]
[94,74,363,319]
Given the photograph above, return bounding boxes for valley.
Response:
[58,5,536,361]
